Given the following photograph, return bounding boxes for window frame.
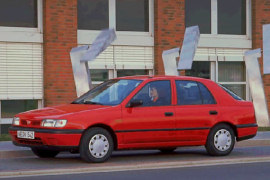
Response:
[196,60,250,101]
[216,61,247,100]
[90,69,153,87]
[78,0,154,46]
[0,0,43,43]
[197,0,252,49]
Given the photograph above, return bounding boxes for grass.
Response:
[258,127,270,132]
[0,134,12,141]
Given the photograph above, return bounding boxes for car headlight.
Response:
[41,119,67,128]
[13,117,20,126]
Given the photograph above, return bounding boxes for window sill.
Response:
[0,118,12,125]
[78,30,154,46]
[0,26,43,43]
[199,34,251,49]
[218,82,246,85]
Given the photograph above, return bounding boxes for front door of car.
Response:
[121,80,175,145]
[174,80,219,143]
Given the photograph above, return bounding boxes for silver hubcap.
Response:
[214,129,232,151]
[89,134,109,158]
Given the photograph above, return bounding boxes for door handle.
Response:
[165,112,174,116]
[209,110,218,115]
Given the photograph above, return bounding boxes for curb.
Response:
[235,139,270,147]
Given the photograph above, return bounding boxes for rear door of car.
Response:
[174,80,219,144]
[120,80,176,145]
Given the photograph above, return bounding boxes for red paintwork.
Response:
[9,130,81,146]
[9,76,257,150]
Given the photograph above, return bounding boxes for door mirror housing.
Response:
[126,99,143,108]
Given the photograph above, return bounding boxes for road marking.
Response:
[2,156,270,178]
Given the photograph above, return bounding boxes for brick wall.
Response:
[252,0,270,115]
[43,0,77,106]
[154,0,185,75]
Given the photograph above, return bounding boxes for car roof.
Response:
[116,75,212,82]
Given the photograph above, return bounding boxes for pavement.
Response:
[1,132,270,159]
[0,132,270,178]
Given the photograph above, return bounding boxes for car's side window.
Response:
[130,80,171,107]
[176,81,202,105]
[198,82,216,104]
[176,81,215,105]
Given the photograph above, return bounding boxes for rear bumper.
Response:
[236,134,256,141]
[9,126,83,148]
[236,123,258,141]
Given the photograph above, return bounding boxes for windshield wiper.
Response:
[71,101,82,104]
[83,101,104,105]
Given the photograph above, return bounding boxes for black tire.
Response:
[159,148,176,153]
[31,147,59,158]
[205,124,235,156]
[80,127,114,163]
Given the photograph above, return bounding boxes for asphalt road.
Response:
[2,145,270,179]
[2,146,270,171]
[3,161,270,180]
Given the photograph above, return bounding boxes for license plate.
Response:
[17,131,35,139]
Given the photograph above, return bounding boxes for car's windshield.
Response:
[72,79,142,105]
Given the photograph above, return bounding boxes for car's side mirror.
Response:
[126,99,143,108]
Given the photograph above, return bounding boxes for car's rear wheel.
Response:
[205,124,235,156]
[31,147,59,158]
[80,127,114,163]
[159,148,176,153]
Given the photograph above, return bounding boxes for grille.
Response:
[16,137,43,146]
[20,120,40,127]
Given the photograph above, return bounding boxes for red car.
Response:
[9,76,257,163]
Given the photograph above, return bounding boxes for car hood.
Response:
[17,104,110,120]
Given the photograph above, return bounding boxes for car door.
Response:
[174,80,219,143]
[121,80,176,145]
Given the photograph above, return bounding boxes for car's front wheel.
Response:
[205,124,235,156]
[31,147,59,158]
[80,127,114,163]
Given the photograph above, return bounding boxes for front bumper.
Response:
[9,126,83,148]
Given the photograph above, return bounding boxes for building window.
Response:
[117,69,148,77]
[77,0,109,30]
[90,69,109,82]
[77,0,150,33]
[185,0,211,34]
[116,0,149,32]
[185,61,210,79]
[0,0,37,28]
[185,60,247,100]
[218,62,246,99]
[218,0,246,35]
[1,100,38,118]
[185,0,248,35]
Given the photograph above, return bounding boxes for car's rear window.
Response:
[219,84,243,101]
